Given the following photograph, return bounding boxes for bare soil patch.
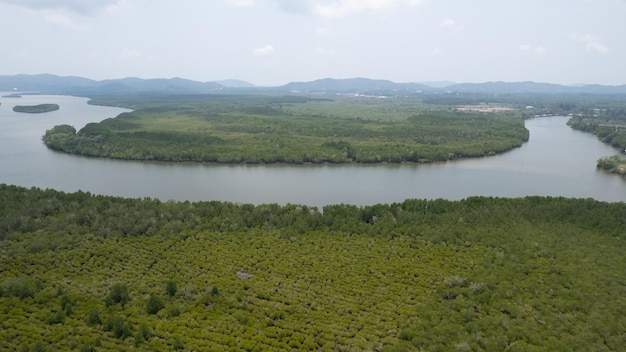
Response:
[456,105,514,112]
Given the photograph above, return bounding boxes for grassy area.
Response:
[43,94,528,164]
[1,185,625,351]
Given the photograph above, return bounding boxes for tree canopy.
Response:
[1,184,625,351]
[13,103,59,113]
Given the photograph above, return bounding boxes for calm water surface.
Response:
[1,94,625,207]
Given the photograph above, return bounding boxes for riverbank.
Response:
[597,155,626,175]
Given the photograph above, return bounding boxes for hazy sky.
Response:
[1,0,624,86]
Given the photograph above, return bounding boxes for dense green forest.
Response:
[43,95,528,164]
[1,184,626,351]
[13,104,60,113]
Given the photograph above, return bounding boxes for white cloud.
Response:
[273,0,310,14]
[118,48,142,61]
[254,45,275,56]
[226,0,255,7]
[314,46,335,56]
[44,11,87,30]
[269,0,422,17]
[439,17,463,32]
[104,0,131,15]
[574,33,609,54]
[587,41,609,53]
[0,0,123,14]
[519,44,546,56]
[315,27,334,36]
[440,17,456,28]
[313,0,423,18]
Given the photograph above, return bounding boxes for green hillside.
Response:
[1,185,625,351]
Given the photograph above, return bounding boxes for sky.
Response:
[1,0,625,86]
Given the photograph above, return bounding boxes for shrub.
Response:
[105,283,129,307]
[172,336,184,350]
[236,313,249,325]
[146,294,164,314]
[168,305,181,317]
[79,342,94,352]
[46,310,65,325]
[134,331,145,346]
[4,277,41,299]
[138,323,151,340]
[165,280,177,297]
[443,276,467,288]
[86,308,101,326]
[469,281,485,293]
[104,315,133,339]
[134,324,151,346]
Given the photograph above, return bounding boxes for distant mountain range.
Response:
[281,78,626,95]
[443,81,626,95]
[280,78,433,94]
[0,74,252,94]
[1,74,626,96]
[214,79,255,88]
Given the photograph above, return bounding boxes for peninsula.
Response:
[43,94,528,164]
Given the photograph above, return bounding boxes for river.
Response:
[1,94,625,207]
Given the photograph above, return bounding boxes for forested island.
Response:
[13,103,59,114]
[1,184,625,351]
[43,95,529,164]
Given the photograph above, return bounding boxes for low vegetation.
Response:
[1,184,626,351]
[13,103,60,113]
[43,94,528,164]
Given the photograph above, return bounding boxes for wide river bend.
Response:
[1,94,625,207]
